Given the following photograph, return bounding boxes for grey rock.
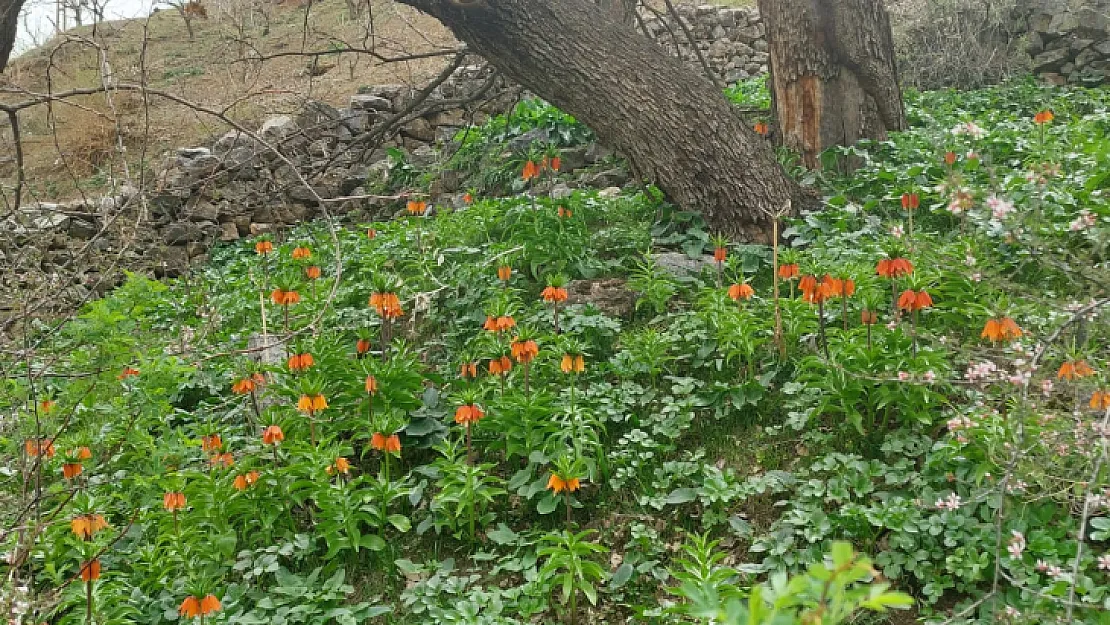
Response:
[68,219,99,239]
[350,94,393,112]
[567,278,635,318]
[509,128,549,152]
[214,130,257,154]
[410,145,439,167]
[654,252,713,277]
[585,142,614,164]
[259,115,298,142]
[186,201,220,222]
[401,118,436,142]
[1034,47,1072,71]
[163,221,205,244]
[550,183,573,200]
[177,147,211,159]
[582,168,629,188]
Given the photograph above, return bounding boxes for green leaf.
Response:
[487,523,520,545]
[665,487,697,505]
[610,562,634,589]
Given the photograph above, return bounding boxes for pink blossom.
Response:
[886,320,898,330]
[923,370,937,383]
[1035,560,1049,572]
[1041,379,1054,397]
[1047,565,1064,579]
[1007,531,1025,559]
[890,225,904,238]
[987,195,1015,220]
[898,371,910,382]
[1098,553,1110,571]
[971,272,982,282]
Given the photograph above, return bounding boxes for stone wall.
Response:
[641,4,769,84]
[1023,0,1110,84]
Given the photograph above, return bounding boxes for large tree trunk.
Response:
[758,0,906,169]
[396,0,813,242]
[0,0,24,72]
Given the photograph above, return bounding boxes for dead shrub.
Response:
[888,0,1031,90]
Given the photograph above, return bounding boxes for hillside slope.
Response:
[1,0,455,200]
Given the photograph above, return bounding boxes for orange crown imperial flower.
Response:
[371,432,402,453]
[728,283,755,301]
[201,434,223,453]
[897,289,933,312]
[558,206,573,218]
[753,121,769,136]
[291,246,312,260]
[1090,390,1110,410]
[454,403,486,425]
[406,200,428,216]
[365,375,379,394]
[297,394,328,413]
[560,354,586,374]
[71,513,109,540]
[119,367,140,379]
[254,240,273,255]
[1057,360,1094,381]
[541,286,569,303]
[713,247,727,263]
[511,339,539,364]
[876,257,914,279]
[778,263,799,279]
[326,457,351,476]
[356,338,372,356]
[460,362,478,379]
[25,438,56,458]
[489,356,513,375]
[901,193,920,210]
[209,453,234,468]
[180,594,222,619]
[546,473,581,494]
[234,470,260,491]
[981,316,1023,343]
[288,353,315,372]
[861,310,879,325]
[1033,110,1054,125]
[163,492,187,512]
[80,559,102,582]
[497,265,512,282]
[63,462,83,479]
[305,266,322,280]
[262,425,285,445]
[271,289,301,306]
[522,160,540,181]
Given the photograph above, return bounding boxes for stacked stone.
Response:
[640,4,769,84]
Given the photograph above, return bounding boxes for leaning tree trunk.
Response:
[395,0,813,242]
[0,0,25,72]
[758,0,906,169]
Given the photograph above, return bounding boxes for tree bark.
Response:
[394,0,812,242]
[0,0,25,72]
[759,0,906,169]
